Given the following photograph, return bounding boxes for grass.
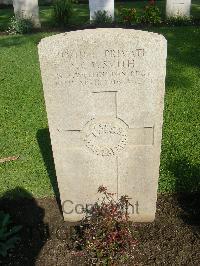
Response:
[0,0,200,30]
[0,33,55,198]
[0,3,200,198]
[157,27,200,192]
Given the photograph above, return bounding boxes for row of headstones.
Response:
[90,0,192,20]
[13,0,192,28]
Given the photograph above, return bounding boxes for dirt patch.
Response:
[0,193,199,265]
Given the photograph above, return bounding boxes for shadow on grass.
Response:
[0,35,25,47]
[168,159,200,192]
[0,7,13,31]
[37,128,62,215]
[0,187,49,265]
[0,32,46,47]
[36,128,59,197]
[167,158,200,231]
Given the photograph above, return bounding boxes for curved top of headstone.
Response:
[39,28,166,42]
[38,28,167,58]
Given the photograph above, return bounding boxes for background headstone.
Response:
[166,0,191,17]
[89,0,114,21]
[13,0,41,28]
[38,29,167,223]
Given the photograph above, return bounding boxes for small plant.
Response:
[92,10,113,26]
[141,0,161,25]
[53,0,74,26]
[0,211,22,257]
[119,7,138,26]
[72,186,138,264]
[7,16,33,35]
[166,15,193,26]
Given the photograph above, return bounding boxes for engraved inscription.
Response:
[55,48,148,88]
[83,118,128,156]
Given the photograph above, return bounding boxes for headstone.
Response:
[166,0,191,17]
[89,0,114,21]
[38,29,167,223]
[13,0,41,28]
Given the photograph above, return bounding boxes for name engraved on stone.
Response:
[54,47,147,88]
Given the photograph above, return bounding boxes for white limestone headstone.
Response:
[166,0,191,17]
[89,0,114,21]
[13,0,41,28]
[38,29,167,223]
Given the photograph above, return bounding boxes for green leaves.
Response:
[141,4,162,25]
[7,16,33,35]
[118,7,138,25]
[0,211,22,257]
[72,187,138,264]
[91,11,113,26]
[53,0,74,26]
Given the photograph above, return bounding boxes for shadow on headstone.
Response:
[36,128,62,210]
[168,158,200,230]
[0,187,49,265]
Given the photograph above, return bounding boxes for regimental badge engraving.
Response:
[83,118,128,156]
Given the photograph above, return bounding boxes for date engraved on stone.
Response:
[83,118,128,156]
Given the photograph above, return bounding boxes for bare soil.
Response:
[0,193,200,265]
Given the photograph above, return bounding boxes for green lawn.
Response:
[0,22,200,197]
[0,0,200,30]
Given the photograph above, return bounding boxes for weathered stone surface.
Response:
[166,0,191,17]
[89,0,114,20]
[13,0,41,28]
[38,29,167,222]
